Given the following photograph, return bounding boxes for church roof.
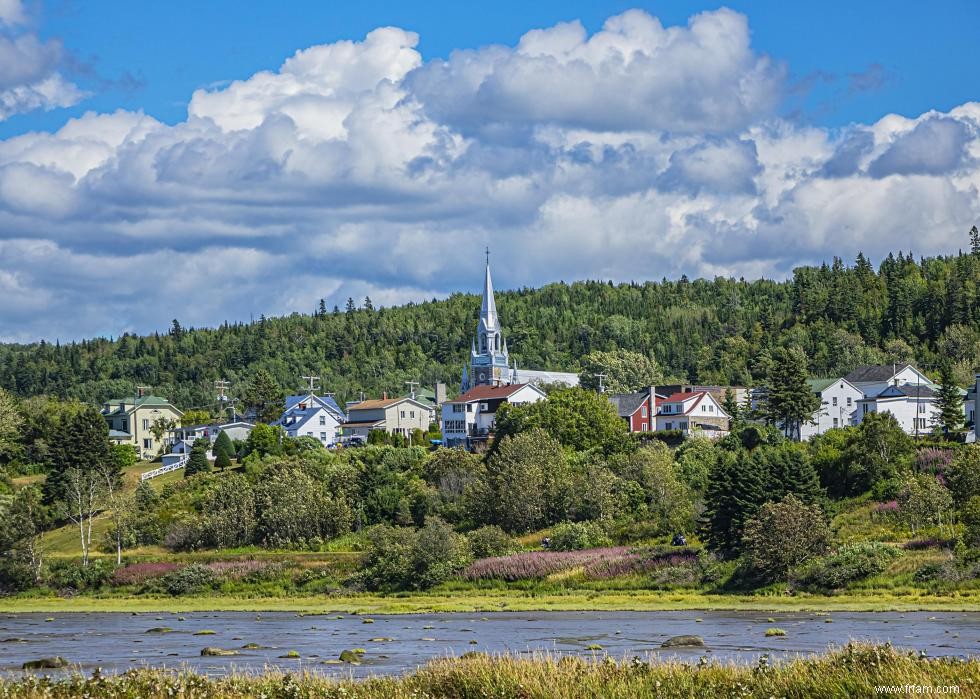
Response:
[479,262,499,333]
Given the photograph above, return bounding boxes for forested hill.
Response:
[2,248,979,410]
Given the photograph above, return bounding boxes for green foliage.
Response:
[761,347,821,440]
[245,423,282,458]
[742,494,830,581]
[213,430,234,461]
[896,474,953,535]
[795,543,901,589]
[241,369,283,424]
[111,443,137,469]
[46,559,114,591]
[253,465,352,549]
[359,517,471,591]
[184,439,211,478]
[948,445,980,507]
[579,349,663,393]
[0,387,21,459]
[842,412,915,495]
[466,525,516,559]
[484,429,570,533]
[548,521,611,551]
[492,387,630,455]
[161,564,218,596]
[43,404,115,505]
[961,496,980,549]
[935,363,965,437]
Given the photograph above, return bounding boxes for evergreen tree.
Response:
[722,388,742,432]
[43,405,115,506]
[935,362,964,438]
[241,369,283,424]
[763,347,820,440]
[184,438,211,477]
[213,430,234,462]
[702,450,768,558]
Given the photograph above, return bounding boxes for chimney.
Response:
[137,386,145,398]
[435,382,447,407]
[383,391,387,400]
[648,386,656,427]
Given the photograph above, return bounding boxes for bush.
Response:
[795,543,901,589]
[913,561,961,584]
[548,521,611,552]
[160,564,217,595]
[962,496,980,549]
[45,559,114,591]
[112,562,182,586]
[466,525,516,559]
[742,495,829,582]
[358,518,471,591]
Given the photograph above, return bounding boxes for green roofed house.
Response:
[101,390,183,460]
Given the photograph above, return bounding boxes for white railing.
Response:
[140,454,189,481]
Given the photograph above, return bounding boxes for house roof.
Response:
[514,368,580,387]
[102,395,183,416]
[844,364,912,384]
[807,378,837,393]
[449,383,535,403]
[608,391,649,418]
[661,390,706,403]
[107,429,131,439]
[861,384,939,401]
[285,393,346,419]
[348,396,430,411]
[342,420,384,428]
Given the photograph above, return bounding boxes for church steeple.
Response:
[469,249,510,387]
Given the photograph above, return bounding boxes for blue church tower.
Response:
[462,255,510,391]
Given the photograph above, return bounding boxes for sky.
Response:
[0,0,978,342]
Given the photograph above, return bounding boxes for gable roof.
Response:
[807,378,837,393]
[862,384,939,401]
[348,396,430,411]
[449,383,538,403]
[608,391,649,418]
[844,364,913,384]
[102,395,183,416]
[661,390,706,404]
[285,393,346,420]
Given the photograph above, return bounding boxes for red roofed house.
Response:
[441,383,546,451]
[655,390,730,438]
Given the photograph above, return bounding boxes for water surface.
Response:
[1,610,977,677]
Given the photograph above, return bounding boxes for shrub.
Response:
[161,564,217,595]
[358,518,472,591]
[463,547,633,581]
[962,496,980,549]
[795,543,901,589]
[467,526,516,559]
[548,521,611,552]
[913,561,961,584]
[742,495,830,582]
[45,559,114,591]
[112,562,182,586]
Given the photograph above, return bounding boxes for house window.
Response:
[410,411,415,418]
[320,432,327,441]
[708,404,714,413]
[915,418,927,430]
[918,403,926,414]
[832,397,838,407]
[319,416,326,425]
[142,418,150,430]
[641,423,649,432]
[863,404,869,414]
[143,438,152,449]
[847,397,852,407]
[679,421,688,430]
[641,405,648,418]
[833,418,839,428]
[401,411,406,418]
[665,422,673,430]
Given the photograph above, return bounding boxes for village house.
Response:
[274,393,347,447]
[343,395,433,442]
[847,364,965,436]
[162,420,254,469]
[607,388,657,433]
[655,390,730,438]
[441,382,547,450]
[799,377,864,440]
[101,391,183,459]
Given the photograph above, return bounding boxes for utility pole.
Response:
[302,375,320,393]
[596,374,607,394]
[214,379,231,419]
[405,380,419,399]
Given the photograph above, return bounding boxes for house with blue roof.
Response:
[274,392,347,447]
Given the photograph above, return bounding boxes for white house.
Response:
[441,383,546,450]
[274,393,347,447]
[801,378,864,440]
[963,373,978,443]
[343,396,433,441]
[856,384,942,436]
[655,390,730,438]
[844,364,933,398]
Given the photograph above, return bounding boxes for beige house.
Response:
[101,393,183,460]
[343,396,433,441]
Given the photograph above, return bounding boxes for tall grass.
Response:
[463,547,633,581]
[0,644,975,698]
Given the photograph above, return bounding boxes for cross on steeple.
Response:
[485,246,490,266]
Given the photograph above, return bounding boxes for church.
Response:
[441,256,577,450]
[460,256,579,393]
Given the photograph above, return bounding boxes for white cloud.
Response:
[0,8,978,342]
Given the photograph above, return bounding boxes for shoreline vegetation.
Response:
[0,645,976,698]
[2,589,980,614]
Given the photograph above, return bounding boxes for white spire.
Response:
[479,256,499,333]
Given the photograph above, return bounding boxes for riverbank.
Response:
[0,644,976,697]
[2,589,979,614]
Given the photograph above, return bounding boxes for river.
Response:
[1,610,978,677]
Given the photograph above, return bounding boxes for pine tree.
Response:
[702,451,768,558]
[935,362,964,438]
[762,347,820,440]
[184,438,211,477]
[213,430,234,470]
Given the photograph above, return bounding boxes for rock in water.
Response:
[200,647,239,657]
[661,635,705,648]
[22,657,68,669]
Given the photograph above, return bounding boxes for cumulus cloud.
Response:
[0,8,979,342]
[0,1,84,120]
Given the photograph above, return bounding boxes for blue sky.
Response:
[0,1,978,341]
[4,0,976,139]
